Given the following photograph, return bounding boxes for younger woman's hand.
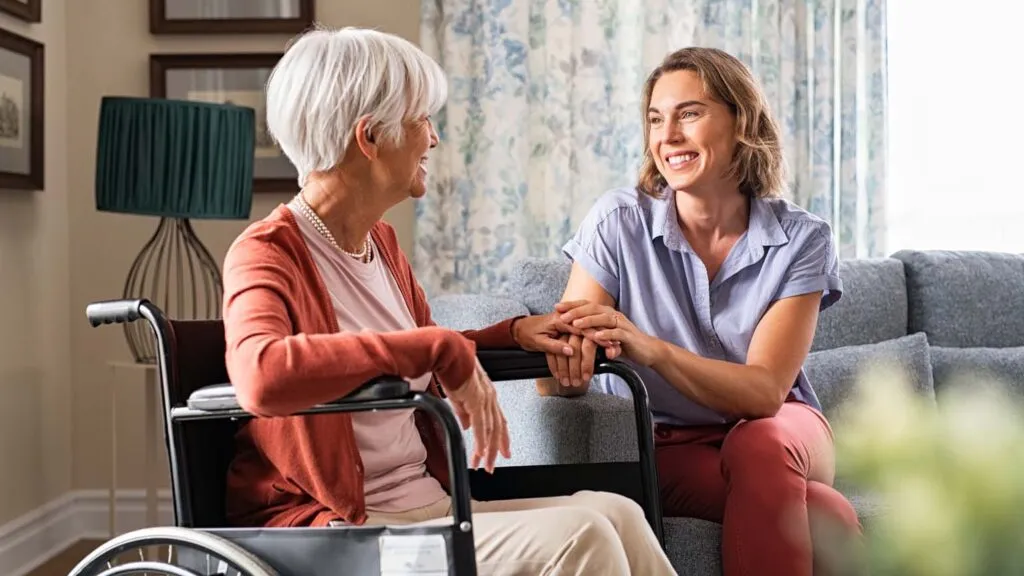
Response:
[542,300,622,389]
[555,301,659,367]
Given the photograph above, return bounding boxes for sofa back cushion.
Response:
[803,332,936,420]
[429,294,531,330]
[509,256,911,353]
[507,257,573,314]
[811,258,909,351]
[892,250,1024,348]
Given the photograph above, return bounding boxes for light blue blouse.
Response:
[562,187,843,427]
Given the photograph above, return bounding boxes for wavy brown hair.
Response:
[638,47,785,199]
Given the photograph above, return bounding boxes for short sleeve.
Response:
[774,224,844,311]
[561,205,622,301]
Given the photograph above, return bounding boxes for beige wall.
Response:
[0,1,69,524]
[0,0,418,525]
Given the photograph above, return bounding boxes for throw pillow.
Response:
[803,332,936,420]
[929,346,1024,399]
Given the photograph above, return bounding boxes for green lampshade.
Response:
[95,96,255,220]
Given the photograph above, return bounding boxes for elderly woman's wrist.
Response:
[434,330,476,391]
[509,315,527,347]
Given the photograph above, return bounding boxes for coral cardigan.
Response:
[221,205,519,528]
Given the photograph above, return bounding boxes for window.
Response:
[886,1,1024,254]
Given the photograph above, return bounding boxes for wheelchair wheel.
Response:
[67,526,278,576]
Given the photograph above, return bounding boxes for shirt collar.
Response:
[649,187,691,253]
[747,197,789,249]
[649,188,789,253]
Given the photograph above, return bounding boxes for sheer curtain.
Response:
[417,0,888,296]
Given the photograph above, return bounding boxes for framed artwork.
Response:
[149,0,314,34]
[0,27,43,190]
[150,53,296,194]
[0,0,41,23]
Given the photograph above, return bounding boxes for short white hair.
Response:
[265,26,448,186]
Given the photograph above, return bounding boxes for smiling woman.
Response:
[544,46,864,575]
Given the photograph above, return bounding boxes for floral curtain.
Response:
[416,0,887,296]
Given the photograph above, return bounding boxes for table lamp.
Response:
[94,96,255,363]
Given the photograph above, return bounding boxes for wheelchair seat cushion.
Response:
[188,383,240,411]
[187,379,414,413]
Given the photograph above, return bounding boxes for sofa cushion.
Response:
[811,258,908,352]
[428,294,530,331]
[929,346,1024,398]
[663,517,722,575]
[663,489,884,575]
[803,332,936,420]
[892,250,1024,348]
[506,257,572,314]
[461,386,639,466]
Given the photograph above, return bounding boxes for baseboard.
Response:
[0,489,173,576]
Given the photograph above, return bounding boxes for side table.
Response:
[106,360,163,537]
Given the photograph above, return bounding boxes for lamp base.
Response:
[123,217,223,364]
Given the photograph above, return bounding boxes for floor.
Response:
[26,540,103,576]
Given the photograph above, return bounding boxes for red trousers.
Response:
[655,399,863,576]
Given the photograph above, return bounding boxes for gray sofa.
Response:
[429,249,1024,574]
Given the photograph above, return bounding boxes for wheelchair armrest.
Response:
[476,348,609,381]
[186,377,411,413]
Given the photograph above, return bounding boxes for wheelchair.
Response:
[70,298,663,576]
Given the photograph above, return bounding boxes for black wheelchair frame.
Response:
[77,298,663,576]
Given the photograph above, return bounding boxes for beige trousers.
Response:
[362,490,677,576]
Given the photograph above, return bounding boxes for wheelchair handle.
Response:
[86,298,147,327]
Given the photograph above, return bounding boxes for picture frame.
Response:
[0,0,41,23]
[150,53,296,194]
[0,27,43,190]
[149,0,314,35]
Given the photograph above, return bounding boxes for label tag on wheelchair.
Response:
[379,534,449,575]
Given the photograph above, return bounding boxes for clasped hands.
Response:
[515,300,658,388]
[447,300,654,475]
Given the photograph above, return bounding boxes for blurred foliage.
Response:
[829,365,1024,576]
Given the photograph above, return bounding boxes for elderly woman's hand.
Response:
[445,359,511,473]
[511,313,579,356]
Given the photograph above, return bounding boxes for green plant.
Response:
[829,365,1024,576]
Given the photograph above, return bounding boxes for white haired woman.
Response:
[220,26,677,576]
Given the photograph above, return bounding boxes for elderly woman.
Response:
[541,48,864,575]
[220,26,676,576]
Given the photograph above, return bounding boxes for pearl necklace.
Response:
[293,194,372,263]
